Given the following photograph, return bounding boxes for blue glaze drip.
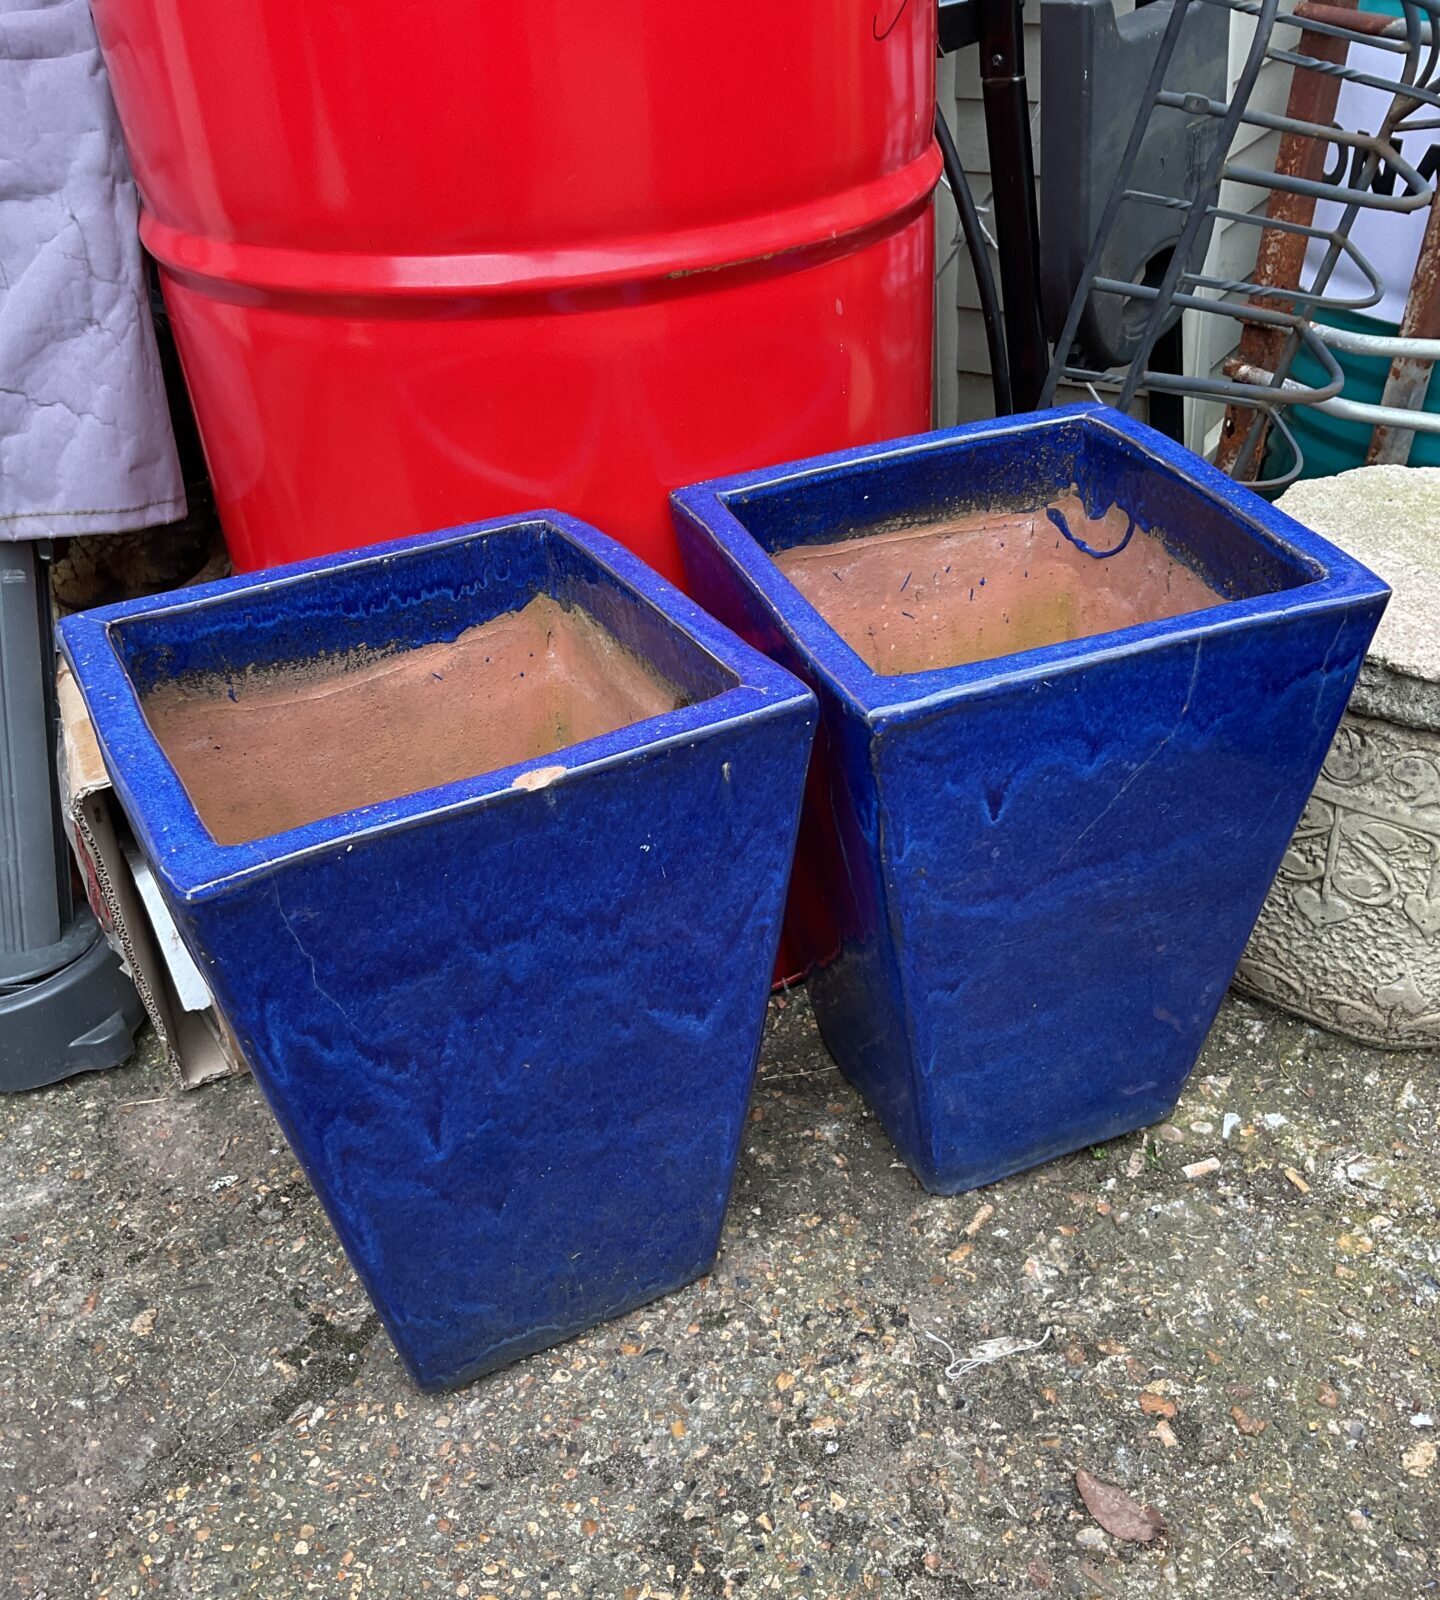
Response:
[1045,503,1137,559]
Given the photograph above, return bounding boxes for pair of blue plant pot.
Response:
[61,406,1387,1390]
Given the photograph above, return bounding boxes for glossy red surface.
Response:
[93,1,938,581]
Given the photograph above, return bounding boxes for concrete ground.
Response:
[1,991,1436,1600]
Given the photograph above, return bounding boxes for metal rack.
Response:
[1040,0,1440,485]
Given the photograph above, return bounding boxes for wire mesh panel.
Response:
[1042,0,1440,483]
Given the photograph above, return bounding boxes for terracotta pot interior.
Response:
[772,489,1227,676]
[139,594,687,845]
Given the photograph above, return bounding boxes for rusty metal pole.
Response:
[1213,0,1359,479]
[1366,194,1440,464]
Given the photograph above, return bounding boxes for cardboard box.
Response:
[56,663,246,1090]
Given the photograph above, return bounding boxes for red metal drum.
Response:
[92,2,938,582]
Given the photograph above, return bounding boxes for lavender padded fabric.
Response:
[0,0,183,540]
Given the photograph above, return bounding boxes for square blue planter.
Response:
[60,514,815,1389]
[672,405,1388,1194]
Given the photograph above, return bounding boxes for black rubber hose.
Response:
[934,103,1013,416]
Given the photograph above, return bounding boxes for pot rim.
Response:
[671,404,1392,729]
[59,512,814,902]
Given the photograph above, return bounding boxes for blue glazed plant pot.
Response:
[672,405,1388,1194]
[60,515,815,1389]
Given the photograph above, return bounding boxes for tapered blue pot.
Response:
[672,406,1388,1194]
[59,515,815,1388]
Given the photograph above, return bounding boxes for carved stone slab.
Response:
[1235,714,1440,1048]
[1235,467,1440,1049]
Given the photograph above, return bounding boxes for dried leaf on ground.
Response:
[1075,1468,1167,1543]
[1139,1393,1177,1418]
[1231,1405,1267,1436]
